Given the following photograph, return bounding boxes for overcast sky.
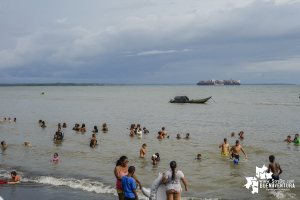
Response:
[1,0,300,84]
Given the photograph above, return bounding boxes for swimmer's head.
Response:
[224,138,227,142]
[128,166,135,174]
[11,171,17,177]
[58,127,61,131]
[296,134,299,138]
[24,141,29,146]
[197,154,201,158]
[82,123,85,128]
[90,139,95,147]
[58,123,61,126]
[102,123,107,127]
[142,143,147,147]
[143,127,146,130]
[94,126,97,129]
[231,132,235,136]
[14,118,16,122]
[1,141,5,146]
[162,127,165,130]
[155,153,159,158]
[236,140,239,144]
[137,124,140,127]
[158,131,162,135]
[92,133,96,137]
[177,134,180,137]
[269,155,275,162]
[54,153,58,158]
[288,135,291,138]
[186,133,190,136]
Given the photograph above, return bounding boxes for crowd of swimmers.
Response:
[0,119,298,199]
[0,118,16,123]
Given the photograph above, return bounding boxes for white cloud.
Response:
[56,17,67,23]
[127,49,191,56]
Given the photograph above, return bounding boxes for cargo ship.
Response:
[197,78,241,85]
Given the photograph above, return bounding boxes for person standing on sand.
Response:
[219,138,230,155]
[229,140,247,161]
[114,156,142,200]
[268,155,282,189]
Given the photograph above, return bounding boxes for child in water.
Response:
[140,144,147,158]
[195,154,202,160]
[51,153,60,163]
[268,155,282,189]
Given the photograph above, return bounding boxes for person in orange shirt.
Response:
[7,171,21,184]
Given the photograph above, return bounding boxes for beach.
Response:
[0,85,299,200]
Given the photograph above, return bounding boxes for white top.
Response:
[163,170,184,192]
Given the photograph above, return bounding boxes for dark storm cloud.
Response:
[0,0,300,84]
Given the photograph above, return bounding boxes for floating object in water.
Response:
[234,158,239,163]
[142,173,166,200]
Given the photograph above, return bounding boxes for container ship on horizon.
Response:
[197,78,241,85]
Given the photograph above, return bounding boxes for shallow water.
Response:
[0,85,299,199]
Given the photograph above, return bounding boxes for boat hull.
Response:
[169,96,211,103]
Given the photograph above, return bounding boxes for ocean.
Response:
[0,85,299,200]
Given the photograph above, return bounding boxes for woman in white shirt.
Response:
[162,161,188,200]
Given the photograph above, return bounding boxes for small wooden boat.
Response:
[169,96,211,103]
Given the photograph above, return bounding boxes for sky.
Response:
[0,0,300,84]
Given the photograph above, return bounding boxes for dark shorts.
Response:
[269,175,279,184]
[232,154,239,161]
[125,197,136,200]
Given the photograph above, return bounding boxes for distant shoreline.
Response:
[0,83,297,86]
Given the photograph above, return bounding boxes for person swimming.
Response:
[24,141,31,146]
[284,135,293,143]
[238,131,244,139]
[1,141,7,149]
[195,154,202,160]
[140,144,147,158]
[62,123,67,128]
[81,123,86,132]
[51,153,60,163]
[184,133,190,139]
[130,129,135,137]
[102,123,108,131]
[93,125,98,133]
[231,132,235,137]
[54,127,64,140]
[157,131,163,139]
[41,121,46,128]
[90,139,97,148]
[14,118,16,122]
[143,127,149,134]
[152,153,160,165]
[176,134,181,139]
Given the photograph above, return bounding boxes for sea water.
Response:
[0,85,300,200]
